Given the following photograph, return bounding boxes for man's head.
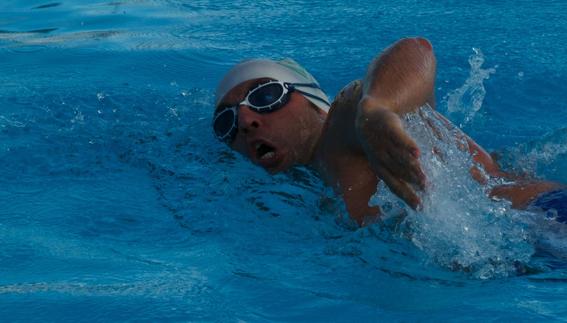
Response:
[213,58,330,173]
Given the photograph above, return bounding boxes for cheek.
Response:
[290,113,313,140]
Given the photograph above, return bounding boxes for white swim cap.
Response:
[215,58,330,112]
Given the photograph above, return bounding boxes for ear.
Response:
[317,106,328,117]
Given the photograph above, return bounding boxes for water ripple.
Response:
[32,3,62,10]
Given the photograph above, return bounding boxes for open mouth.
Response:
[249,139,283,171]
[255,142,276,161]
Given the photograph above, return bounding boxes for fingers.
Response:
[360,108,427,208]
[375,165,421,209]
[380,119,426,190]
[379,148,426,190]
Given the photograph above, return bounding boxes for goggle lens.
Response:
[212,80,327,144]
[213,108,236,141]
[248,83,284,108]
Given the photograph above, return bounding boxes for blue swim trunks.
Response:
[529,189,567,224]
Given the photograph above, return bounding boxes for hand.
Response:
[356,103,426,209]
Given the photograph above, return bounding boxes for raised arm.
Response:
[354,38,563,210]
[355,37,436,208]
[360,37,436,115]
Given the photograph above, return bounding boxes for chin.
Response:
[263,163,288,175]
[264,158,293,175]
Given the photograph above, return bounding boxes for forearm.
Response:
[360,37,437,115]
[350,38,436,209]
[490,181,565,208]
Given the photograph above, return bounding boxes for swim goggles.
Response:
[212,80,329,143]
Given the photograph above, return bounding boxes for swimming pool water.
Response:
[1,0,567,321]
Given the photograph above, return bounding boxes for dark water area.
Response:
[1,1,567,321]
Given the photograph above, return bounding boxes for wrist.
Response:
[355,98,399,141]
[359,95,391,113]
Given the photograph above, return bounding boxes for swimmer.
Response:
[212,37,566,226]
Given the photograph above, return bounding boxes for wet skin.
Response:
[218,38,564,226]
[217,77,326,174]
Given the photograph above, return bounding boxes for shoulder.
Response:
[325,80,363,130]
[332,79,363,109]
[319,80,365,153]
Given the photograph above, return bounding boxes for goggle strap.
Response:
[294,88,331,107]
[288,82,321,89]
[213,81,329,143]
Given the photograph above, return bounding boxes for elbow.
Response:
[396,37,434,53]
[393,37,437,97]
[415,38,436,75]
[362,37,438,113]
[413,37,436,70]
[390,37,436,69]
[412,37,433,52]
[374,36,437,85]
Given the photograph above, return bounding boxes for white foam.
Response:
[501,129,567,181]
[445,48,496,126]
[371,105,535,279]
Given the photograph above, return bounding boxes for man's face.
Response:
[216,78,325,173]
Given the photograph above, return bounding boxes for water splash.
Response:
[372,105,535,279]
[498,128,567,183]
[445,48,496,126]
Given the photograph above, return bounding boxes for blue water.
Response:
[1,1,567,321]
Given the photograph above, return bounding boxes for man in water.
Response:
[212,37,565,225]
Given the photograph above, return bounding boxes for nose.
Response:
[238,105,261,135]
